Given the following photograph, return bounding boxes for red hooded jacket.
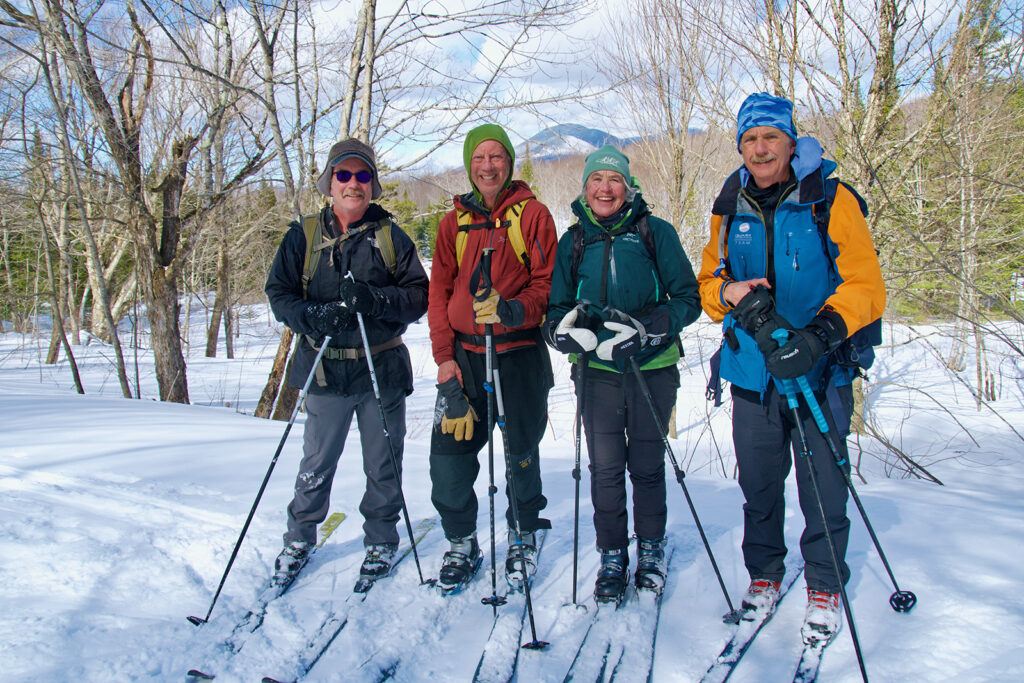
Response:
[428,180,556,365]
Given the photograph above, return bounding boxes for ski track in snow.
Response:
[2,311,1024,681]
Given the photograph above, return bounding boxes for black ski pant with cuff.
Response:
[731,382,853,593]
[578,363,678,552]
[284,389,406,548]
[429,343,551,541]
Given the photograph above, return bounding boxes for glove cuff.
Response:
[810,308,847,353]
[497,298,525,327]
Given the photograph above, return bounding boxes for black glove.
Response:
[304,301,353,336]
[543,307,598,355]
[731,285,775,335]
[765,308,847,379]
[339,280,388,316]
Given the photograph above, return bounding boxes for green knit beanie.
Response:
[463,124,516,195]
[581,144,630,188]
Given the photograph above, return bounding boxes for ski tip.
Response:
[186,669,215,680]
[186,615,207,627]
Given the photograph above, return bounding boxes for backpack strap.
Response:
[301,214,397,299]
[372,219,398,276]
[300,214,324,299]
[455,199,531,269]
[568,214,662,306]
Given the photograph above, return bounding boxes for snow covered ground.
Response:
[1,302,1023,682]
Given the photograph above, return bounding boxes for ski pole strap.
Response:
[796,375,831,435]
[471,247,495,301]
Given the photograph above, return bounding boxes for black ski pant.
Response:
[731,382,853,593]
[578,363,678,552]
[284,388,405,548]
[429,343,551,541]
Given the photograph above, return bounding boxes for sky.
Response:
[1,294,1023,681]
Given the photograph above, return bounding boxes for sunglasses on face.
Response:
[334,169,374,184]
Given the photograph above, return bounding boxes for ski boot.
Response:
[272,540,311,587]
[801,589,842,644]
[738,578,782,621]
[505,530,538,592]
[634,537,667,595]
[594,547,629,605]
[438,535,481,596]
[353,543,398,593]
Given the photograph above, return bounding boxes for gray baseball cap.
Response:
[316,138,383,200]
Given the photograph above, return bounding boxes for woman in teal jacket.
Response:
[544,145,701,603]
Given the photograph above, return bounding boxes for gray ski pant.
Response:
[731,383,853,593]
[284,389,405,548]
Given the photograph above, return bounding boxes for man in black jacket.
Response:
[264,138,428,589]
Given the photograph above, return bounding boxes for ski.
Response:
[561,595,625,682]
[471,530,549,682]
[700,563,804,683]
[607,547,675,682]
[259,517,437,683]
[792,635,834,682]
[186,511,347,680]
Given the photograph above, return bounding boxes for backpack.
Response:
[455,199,531,269]
[300,212,396,299]
[718,177,881,373]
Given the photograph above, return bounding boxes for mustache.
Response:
[341,190,365,198]
[749,153,779,163]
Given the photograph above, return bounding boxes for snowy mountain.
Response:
[516,123,638,161]
[2,303,1023,681]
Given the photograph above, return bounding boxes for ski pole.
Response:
[188,334,332,627]
[348,272,431,587]
[771,329,868,682]
[789,370,918,613]
[475,249,504,617]
[571,350,588,608]
[477,248,548,650]
[627,357,737,620]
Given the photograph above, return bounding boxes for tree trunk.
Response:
[148,266,189,403]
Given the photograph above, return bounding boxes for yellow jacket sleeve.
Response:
[823,185,886,335]
[697,214,731,323]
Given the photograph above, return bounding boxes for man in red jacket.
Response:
[427,124,556,594]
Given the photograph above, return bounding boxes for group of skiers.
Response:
[263,92,886,648]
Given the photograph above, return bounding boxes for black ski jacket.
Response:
[265,204,429,396]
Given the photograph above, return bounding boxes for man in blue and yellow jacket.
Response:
[697,93,885,645]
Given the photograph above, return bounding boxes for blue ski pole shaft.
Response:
[790,364,916,612]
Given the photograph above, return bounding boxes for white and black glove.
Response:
[596,308,673,362]
[543,307,598,355]
[596,313,646,362]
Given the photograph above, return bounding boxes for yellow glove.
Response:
[437,377,480,441]
[442,405,479,441]
[473,289,501,325]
